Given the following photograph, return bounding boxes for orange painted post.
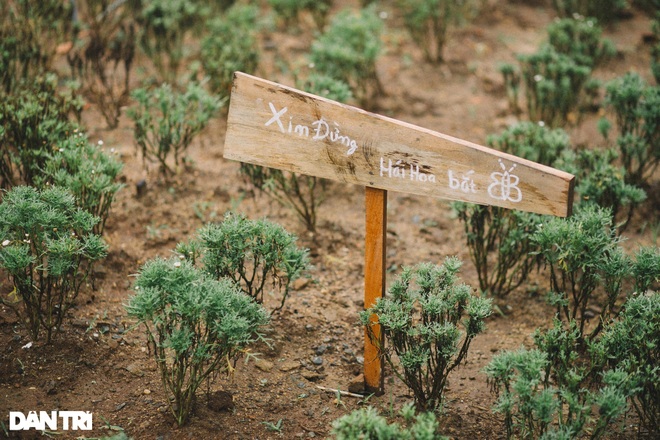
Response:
[364,186,387,394]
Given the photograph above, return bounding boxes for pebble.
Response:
[254,359,274,372]
[124,363,144,377]
[348,374,366,394]
[315,344,329,355]
[143,389,151,395]
[311,356,323,366]
[279,361,300,372]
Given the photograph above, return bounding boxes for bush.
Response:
[361,258,492,411]
[200,4,260,99]
[546,16,615,69]
[67,0,136,129]
[602,73,660,187]
[0,75,82,188]
[269,0,332,30]
[557,148,646,230]
[652,14,660,84]
[177,213,310,312]
[309,6,383,108]
[518,45,592,127]
[126,257,269,426]
[131,0,204,82]
[454,122,569,297]
[499,63,522,115]
[330,403,447,440]
[633,246,660,294]
[39,132,124,235]
[398,0,480,64]
[240,164,326,232]
[552,0,628,24]
[0,0,73,94]
[487,121,570,170]
[485,340,634,440]
[127,82,223,176]
[532,205,630,340]
[0,186,107,343]
[454,204,543,298]
[597,291,660,434]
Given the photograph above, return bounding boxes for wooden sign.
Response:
[224,72,575,217]
[224,72,575,394]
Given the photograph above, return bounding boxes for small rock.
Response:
[207,390,234,412]
[115,402,127,411]
[45,380,57,395]
[279,361,300,372]
[311,356,323,366]
[301,372,325,382]
[143,389,151,395]
[315,344,329,355]
[293,278,310,291]
[412,101,428,117]
[348,374,366,394]
[255,359,274,372]
[136,179,147,198]
[124,363,144,377]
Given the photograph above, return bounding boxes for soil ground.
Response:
[1,1,658,439]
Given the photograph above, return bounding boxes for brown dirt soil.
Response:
[1,1,658,439]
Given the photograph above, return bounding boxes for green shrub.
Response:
[299,73,354,103]
[499,63,522,115]
[485,340,633,440]
[398,0,480,64]
[557,148,646,230]
[0,186,107,343]
[652,14,660,84]
[126,257,269,426]
[486,121,570,168]
[518,45,592,127]
[67,0,136,129]
[454,204,543,298]
[632,246,660,294]
[200,3,260,99]
[602,73,660,186]
[240,164,326,232]
[454,122,569,298]
[0,75,82,188]
[0,0,73,94]
[597,291,659,434]
[546,16,615,69]
[269,0,332,30]
[330,403,447,440]
[552,0,628,24]
[127,82,223,176]
[39,132,124,235]
[177,213,310,312]
[309,6,383,108]
[532,205,630,340]
[361,258,492,411]
[132,0,204,82]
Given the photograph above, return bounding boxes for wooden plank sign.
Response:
[224,72,575,217]
[223,72,575,394]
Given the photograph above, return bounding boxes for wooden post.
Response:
[364,186,387,394]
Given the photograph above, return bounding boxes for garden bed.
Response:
[1,1,658,438]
